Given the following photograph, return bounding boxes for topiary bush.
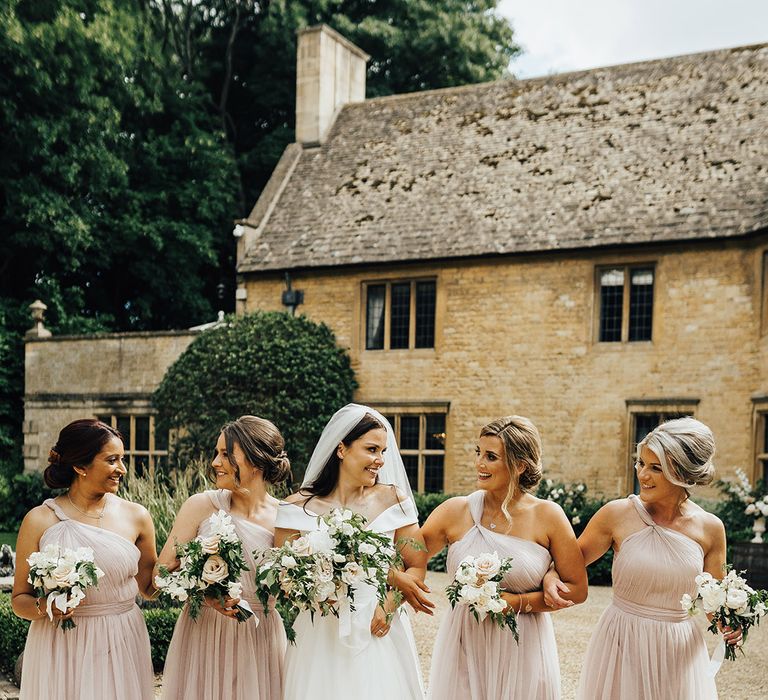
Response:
[154,311,357,485]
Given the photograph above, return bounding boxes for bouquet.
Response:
[681,568,768,661]
[155,510,254,623]
[27,544,104,631]
[256,508,401,643]
[446,552,518,641]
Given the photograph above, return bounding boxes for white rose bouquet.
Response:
[256,507,401,643]
[681,568,768,662]
[27,543,104,631]
[446,552,518,641]
[155,510,254,623]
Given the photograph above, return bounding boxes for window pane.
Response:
[116,416,131,445]
[135,416,150,451]
[425,414,446,450]
[97,415,113,427]
[599,269,624,342]
[629,268,654,341]
[415,281,436,348]
[390,283,411,349]
[133,455,149,479]
[366,285,386,350]
[400,416,419,450]
[403,455,419,492]
[424,455,444,493]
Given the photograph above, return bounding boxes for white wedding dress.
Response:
[276,499,425,700]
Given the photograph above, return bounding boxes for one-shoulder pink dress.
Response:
[161,490,286,700]
[20,497,154,700]
[577,494,717,699]
[428,490,560,699]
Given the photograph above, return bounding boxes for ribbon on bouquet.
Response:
[706,639,726,678]
[236,599,259,626]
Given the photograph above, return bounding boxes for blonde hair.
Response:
[479,416,542,522]
[638,416,715,492]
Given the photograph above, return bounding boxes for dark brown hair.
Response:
[44,419,123,489]
[213,415,291,486]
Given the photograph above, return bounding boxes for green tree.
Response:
[153,312,357,482]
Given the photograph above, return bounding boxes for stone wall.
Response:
[241,235,765,497]
[23,331,197,473]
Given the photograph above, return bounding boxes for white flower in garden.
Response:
[746,503,757,515]
[201,555,229,584]
[473,552,501,579]
[307,529,334,556]
[576,484,585,492]
[290,536,313,556]
[758,502,768,517]
[571,515,581,525]
[199,534,221,554]
[280,555,298,569]
[358,542,377,556]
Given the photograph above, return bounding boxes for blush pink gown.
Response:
[20,497,154,700]
[577,494,717,699]
[428,490,561,699]
[160,490,286,700]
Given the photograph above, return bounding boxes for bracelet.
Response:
[517,594,524,615]
[35,597,44,617]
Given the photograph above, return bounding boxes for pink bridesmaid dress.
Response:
[161,490,286,700]
[577,494,717,699]
[20,497,154,700]
[428,490,561,699]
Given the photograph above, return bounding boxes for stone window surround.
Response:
[361,277,438,352]
[594,262,656,344]
[752,395,768,483]
[624,397,699,493]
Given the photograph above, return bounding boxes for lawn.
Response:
[0,532,17,549]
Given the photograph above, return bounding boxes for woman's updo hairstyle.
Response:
[480,415,543,521]
[638,416,715,491]
[44,419,123,489]
[218,415,291,486]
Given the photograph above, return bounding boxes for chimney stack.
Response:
[296,25,370,146]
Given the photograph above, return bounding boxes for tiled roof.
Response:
[239,44,768,272]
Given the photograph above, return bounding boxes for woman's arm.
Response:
[387,521,433,615]
[11,507,72,623]
[132,504,158,599]
[703,515,742,647]
[154,493,212,577]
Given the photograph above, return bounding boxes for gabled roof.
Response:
[239,44,768,273]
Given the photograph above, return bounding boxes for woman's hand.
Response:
[718,621,743,647]
[204,594,241,619]
[389,569,434,615]
[370,603,393,638]
[39,596,75,623]
[542,569,574,610]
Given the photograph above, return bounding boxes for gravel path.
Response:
[413,572,768,699]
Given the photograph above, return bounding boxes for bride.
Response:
[274,404,426,699]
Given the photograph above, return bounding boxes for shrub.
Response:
[120,460,209,552]
[0,593,29,673]
[413,492,455,572]
[143,606,182,670]
[0,471,55,532]
[154,312,357,485]
[712,469,764,544]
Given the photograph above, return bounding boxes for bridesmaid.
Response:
[12,419,156,700]
[420,415,587,699]
[544,417,741,699]
[158,415,289,700]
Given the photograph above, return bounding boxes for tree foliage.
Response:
[153,312,357,482]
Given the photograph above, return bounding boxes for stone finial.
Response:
[26,299,52,339]
[296,25,370,146]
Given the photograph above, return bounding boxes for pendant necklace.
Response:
[67,493,107,527]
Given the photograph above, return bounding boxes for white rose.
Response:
[725,588,749,611]
[455,565,478,586]
[700,584,727,613]
[459,584,483,603]
[290,536,313,556]
[308,530,334,556]
[280,555,298,569]
[341,509,354,521]
[359,542,377,556]
[473,552,501,580]
[315,558,334,583]
[201,555,229,584]
[199,534,221,554]
[481,581,498,597]
[51,562,79,588]
[314,579,336,602]
[746,503,757,515]
[341,562,366,586]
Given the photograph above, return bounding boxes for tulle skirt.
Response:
[161,601,285,700]
[283,607,423,700]
[577,603,717,700]
[428,606,560,699]
[20,604,154,700]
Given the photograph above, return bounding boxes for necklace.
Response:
[486,509,507,530]
[67,493,107,526]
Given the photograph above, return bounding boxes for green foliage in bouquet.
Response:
[154,312,357,483]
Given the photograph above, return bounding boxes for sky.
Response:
[499,0,768,78]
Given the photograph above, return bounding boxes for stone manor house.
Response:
[23,27,768,497]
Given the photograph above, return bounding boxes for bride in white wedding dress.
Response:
[274,404,426,699]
